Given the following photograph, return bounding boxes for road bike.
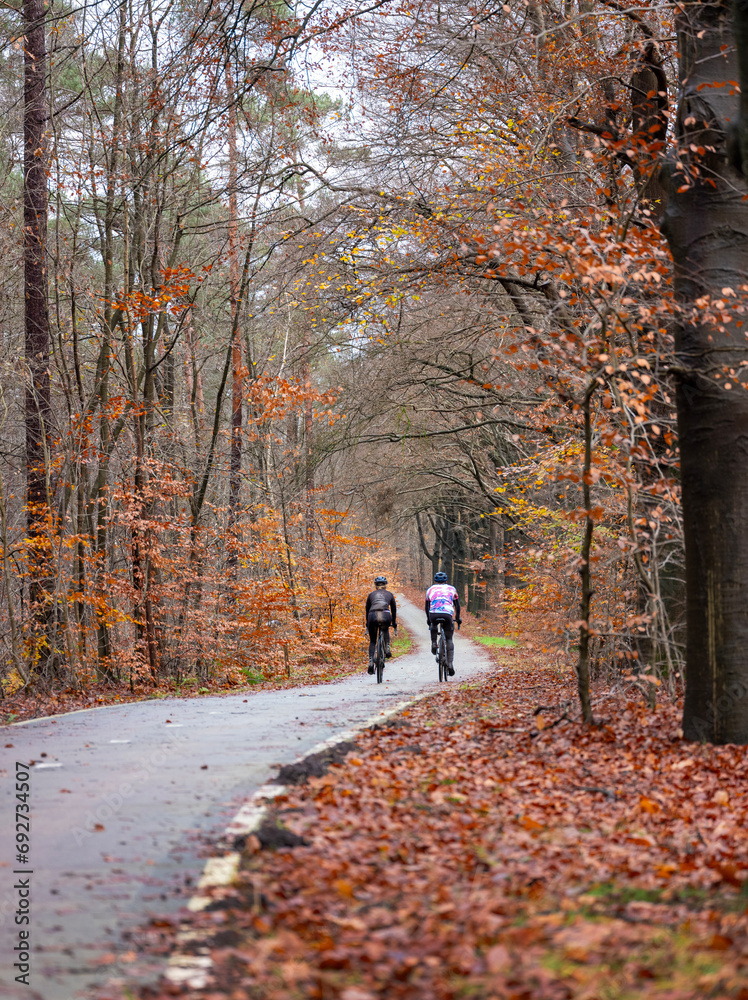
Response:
[434,619,450,682]
[373,622,387,684]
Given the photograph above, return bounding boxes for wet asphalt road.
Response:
[0,595,494,999]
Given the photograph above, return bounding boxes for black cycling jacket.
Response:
[365,588,397,628]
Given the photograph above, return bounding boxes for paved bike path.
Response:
[0,595,494,999]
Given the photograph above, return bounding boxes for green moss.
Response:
[475,636,518,648]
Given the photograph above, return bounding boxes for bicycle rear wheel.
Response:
[376,629,385,683]
[438,629,447,682]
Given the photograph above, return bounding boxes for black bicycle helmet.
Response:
[374,575,388,585]
[434,571,448,583]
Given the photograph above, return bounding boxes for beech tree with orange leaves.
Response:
[3,0,748,744]
[283,0,681,724]
[280,0,748,743]
[0,0,391,698]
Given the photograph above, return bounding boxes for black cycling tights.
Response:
[367,612,391,659]
[430,615,454,666]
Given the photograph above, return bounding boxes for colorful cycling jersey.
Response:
[426,583,459,616]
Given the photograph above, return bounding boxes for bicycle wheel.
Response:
[376,628,385,683]
[438,629,447,682]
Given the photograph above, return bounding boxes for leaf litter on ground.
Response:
[99,651,748,1000]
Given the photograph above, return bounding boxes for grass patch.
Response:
[583,881,725,910]
[538,920,732,1000]
[475,635,518,648]
[391,627,412,657]
[585,882,664,904]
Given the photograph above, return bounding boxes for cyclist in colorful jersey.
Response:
[425,571,461,676]
[365,576,397,675]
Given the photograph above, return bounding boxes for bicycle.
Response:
[374,622,387,683]
[434,619,450,682]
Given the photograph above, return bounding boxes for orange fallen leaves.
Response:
[639,795,661,814]
[192,658,747,1000]
[112,655,748,1000]
[333,878,355,899]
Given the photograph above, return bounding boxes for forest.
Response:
[3,0,748,744]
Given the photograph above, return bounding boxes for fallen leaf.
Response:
[638,796,660,814]
[485,943,511,973]
[519,815,544,831]
[333,878,355,899]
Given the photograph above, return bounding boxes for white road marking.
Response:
[186,854,241,913]
[164,954,212,989]
[165,690,436,987]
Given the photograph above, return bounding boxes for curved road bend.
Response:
[0,595,495,999]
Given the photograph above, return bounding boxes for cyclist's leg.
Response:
[376,626,386,681]
[429,618,438,654]
[366,615,378,673]
[437,621,448,680]
[443,618,455,674]
[383,612,392,657]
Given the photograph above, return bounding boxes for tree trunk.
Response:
[227,58,242,585]
[87,0,128,681]
[24,0,53,671]
[304,355,314,554]
[440,517,453,584]
[484,514,504,611]
[416,511,441,583]
[453,520,467,608]
[576,385,595,725]
[662,0,748,743]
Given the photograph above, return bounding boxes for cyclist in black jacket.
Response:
[364,576,397,675]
